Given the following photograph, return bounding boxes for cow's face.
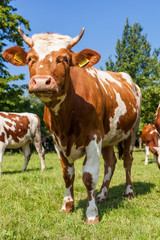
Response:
[27,48,73,101]
[2,28,101,103]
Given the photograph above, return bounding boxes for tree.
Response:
[105,18,160,132]
[0,0,30,111]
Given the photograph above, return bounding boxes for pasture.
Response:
[1,149,160,239]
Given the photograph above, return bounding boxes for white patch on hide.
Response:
[68,166,75,179]
[52,94,67,115]
[97,186,108,200]
[103,89,127,145]
[104,167,112,182]
[125,184,133,195]
[86,189,98,219]
[150,129,158,135]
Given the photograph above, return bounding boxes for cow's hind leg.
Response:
[97,146,117,203]
[33,129,45,171]
[82,137,102,224]
[59,152,75,213]
[21,141,31,172]
[120,136,134,198]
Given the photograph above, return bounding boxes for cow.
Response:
[141,124,159,166]
[0,112,45,174]
[2,27,141,224]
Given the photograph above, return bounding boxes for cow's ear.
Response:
[72,49,101,68]
[2,46,27,66]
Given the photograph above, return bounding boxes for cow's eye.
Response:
[63,57,68,63]
[56,58,61,64]
[27,57,32,63]
[27,57,36,65]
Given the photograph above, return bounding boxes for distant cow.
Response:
[0,112,45,174]
[3,28,141,224]
[141,124,160,166]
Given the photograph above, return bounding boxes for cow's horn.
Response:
[18,27,33,47]
[68,27,85,49]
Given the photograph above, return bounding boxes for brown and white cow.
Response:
[0,112,45,174]
[2,27,141,224]
[141,124,159,166]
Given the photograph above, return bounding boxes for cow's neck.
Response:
[45,80,74,136]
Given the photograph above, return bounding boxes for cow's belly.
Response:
[55,143,85,163]
[102,129,131,146]
[6,135,30,149]
[68,144,85,162]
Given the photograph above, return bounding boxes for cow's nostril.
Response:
[32,78,36,85]
[46,78,51,85]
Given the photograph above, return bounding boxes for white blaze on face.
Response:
[32,33,72,61]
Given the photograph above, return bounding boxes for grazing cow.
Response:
[0,112,45,174]
[141,124,159,165]
[2,27,141,224]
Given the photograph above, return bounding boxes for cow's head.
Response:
[153,146,160,169]
[2,27,101,103]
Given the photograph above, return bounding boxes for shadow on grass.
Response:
[75,181,155,222]
[2,167,53,175]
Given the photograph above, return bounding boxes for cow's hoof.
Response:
[60,208,72,213]
[96,195,108,204]
[86,216,99,224]
[60,202,74,213]
[123,192,134,199]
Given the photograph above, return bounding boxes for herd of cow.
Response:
[1,27,160,224]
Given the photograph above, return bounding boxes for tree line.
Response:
[1,0,160,146]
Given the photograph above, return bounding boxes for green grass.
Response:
[1,149,160,239]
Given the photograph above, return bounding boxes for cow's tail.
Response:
[117,142,123,159]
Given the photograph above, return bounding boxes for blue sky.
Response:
[5,0,160,86]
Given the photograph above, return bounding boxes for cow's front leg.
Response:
[83,136,102,224]
[59,152,75,213]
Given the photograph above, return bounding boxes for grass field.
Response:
[0,149,160,239]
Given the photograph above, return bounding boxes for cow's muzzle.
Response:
[28,75,58,93]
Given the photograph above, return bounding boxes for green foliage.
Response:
[1,150,160,239]
[105,18,160,132]
[0,0,30,111]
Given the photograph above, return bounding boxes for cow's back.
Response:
[0,112,39,148]
[141,124,158,145]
